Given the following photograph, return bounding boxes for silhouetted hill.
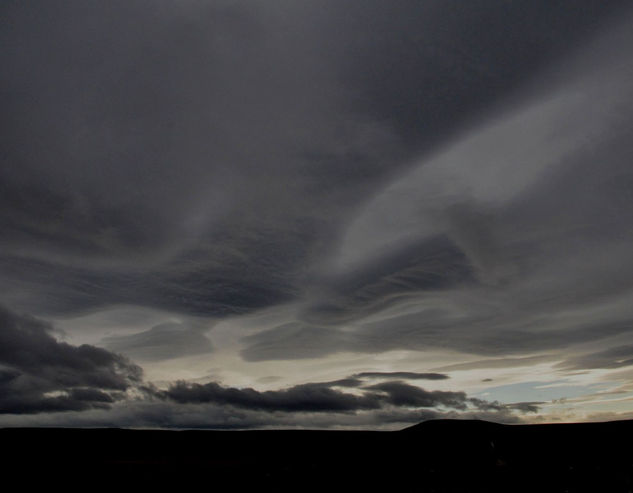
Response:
[404,417,504,429]
[2,419,632,492]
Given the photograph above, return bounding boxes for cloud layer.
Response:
[2,1,633,427]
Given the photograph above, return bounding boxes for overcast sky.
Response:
[2,0,633,429]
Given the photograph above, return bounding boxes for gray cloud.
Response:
[506,402,542,414]
[556,346,633,371]
[256,376,282,384]
[242,311,633,362]
[432,356,553,372]
[102,321,213,362]
[2,0,627,320]
[240,322,347,362]
[300,235,474,326]
[242,86,633,361]
[326,0,631,147]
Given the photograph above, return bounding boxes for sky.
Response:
[2,0,633,429]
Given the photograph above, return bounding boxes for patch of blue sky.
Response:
[473,380,612,404]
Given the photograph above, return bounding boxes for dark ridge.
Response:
[2,419,633,492]
[402,418,505,431]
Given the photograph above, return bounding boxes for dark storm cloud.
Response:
[152,379,538,425]
[156,378,510,415]
[379,381,538,414]
[320,378,364,388]
[0,399,528,429]
[157,380,383,412]
[102,321,213,361]
[353,372,449,381]
[365,381,468,410]
[456,398,540,414]
[0,305,141,414]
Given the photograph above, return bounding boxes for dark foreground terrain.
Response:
[2,419,633,492]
